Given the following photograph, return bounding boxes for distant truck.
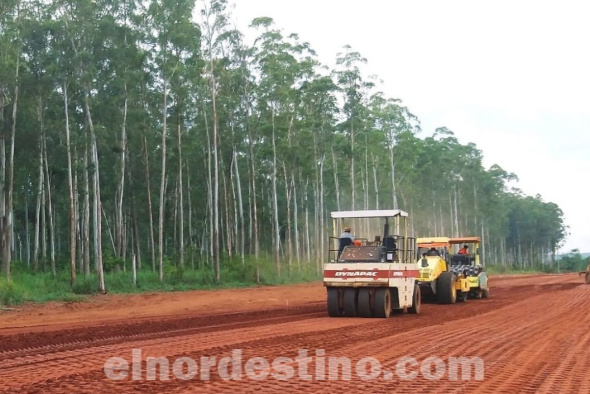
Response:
[323,209,421,318]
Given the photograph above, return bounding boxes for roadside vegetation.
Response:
[0,258,320,306]
[4,255,587,307]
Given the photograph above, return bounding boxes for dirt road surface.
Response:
[0,274,588,393]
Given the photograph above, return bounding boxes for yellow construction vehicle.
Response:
[415,237,470,303]
[449,237,489,298]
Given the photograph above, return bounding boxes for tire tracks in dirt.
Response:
[0,274,587,393]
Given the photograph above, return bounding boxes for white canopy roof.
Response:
[331,209,408,219]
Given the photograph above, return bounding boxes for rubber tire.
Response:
[327,287,341,317]
[437,271,457,304]
[357,288,373,318]
[343,288,358,317]
[408,284,421,314]
[482,288,490,298]
[374,288,392,318]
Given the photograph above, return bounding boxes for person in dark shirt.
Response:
[426,247,440,256]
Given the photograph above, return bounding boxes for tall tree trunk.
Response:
[43,135,56,276]
[304,179,311,263]
[319,159,325,267]
[64,82,76,285]
[173,178,178,259]
[75,140,82,274]
[41,168,47,271]
[177,122,184,266]
[211,77,221,282]
[83,135,90,276]
[247,127,259,259]
[313,167,320,263]
[453,185,460,237]
[230,158,238,261]
[473,184,478,234]
[127,163,142,271]
[158,78,168,282]
[350,121,355,209]
[222,160,232,260]
[389,145,398,209]
[115,85,128,259]
[449,192,454,237]
[293,173,300,265]
[0,92,4,274]
[202,102,213,268]
[2,5,20,279]
[331,148,341,211]
[364,139,369,210]
[186,164,194,269]
[283,166,292,270]
[372,157,379,209]
[84,88,105,293]
[25,193,29,266]
[142,136,155,272]
[233,151,244,264]
[33,103,44,273]
[481,221,486,266]
[271,107,280,275]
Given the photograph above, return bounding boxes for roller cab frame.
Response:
[323,210,421,318]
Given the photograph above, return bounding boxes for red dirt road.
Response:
[0,274,589,393]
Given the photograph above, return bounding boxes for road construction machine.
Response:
[323,209,421,318]
[449,237,490,299]
[415,237,470,303]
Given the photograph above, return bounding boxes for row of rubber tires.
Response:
[327,285,421,318]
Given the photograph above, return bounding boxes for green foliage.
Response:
[558,249,590,272]
[0,273,88,306]
[0,259,321,306]
[72,276,99,295]
[0,277,26,306]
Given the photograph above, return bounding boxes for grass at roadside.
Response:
[1,259,572,307]
[0,258,322,307]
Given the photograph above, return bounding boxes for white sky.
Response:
[233,0,590,253]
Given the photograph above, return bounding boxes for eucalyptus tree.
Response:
[201,18,256,265]
[249,17,319,273]
[298,74,339,266]
[366,92,417,212]
[54,0,105,290]
[147,0,200,281]
[19,1,62,277]
[333,46,373,210]
[0,0,23,280]
[200,0,231,280]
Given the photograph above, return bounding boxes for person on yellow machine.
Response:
[458,245,469,255]
[426,247,440,256]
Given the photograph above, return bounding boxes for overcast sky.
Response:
[232,0,590,253]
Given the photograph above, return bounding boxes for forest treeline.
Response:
[0,0,567,291]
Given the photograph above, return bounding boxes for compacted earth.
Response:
[0,273,588,393]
